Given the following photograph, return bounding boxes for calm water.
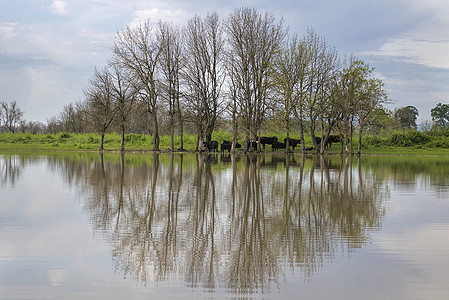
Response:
[1,152,449,299]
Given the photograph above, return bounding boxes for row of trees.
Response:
[2,8,449,154]
[78,7,389,154]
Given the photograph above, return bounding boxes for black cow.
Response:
[220,140,242,153]
[204,140,218,152]
[245,140,258,151]
[272,141,285,150]
[284,138,300,150]
[260,136,278,150]
[324,134,343,149]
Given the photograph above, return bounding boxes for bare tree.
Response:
[0,101,24,133]
[301,29,339,153]
[270,34,311,152]
[84,67,117,150]
[226,7,286,151]
[112,20,161,151]
[109,64,138,152]
[183,12,226,151]
[158,21,184,151]
[58,101,85,133]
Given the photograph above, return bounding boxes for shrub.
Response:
[124,133,146,144]
[59,132,71,139]
[365,135,386,147]
[408,131,431,145]
[387,131,431,147]
[87,136,98,143]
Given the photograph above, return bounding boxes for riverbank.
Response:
[1,132,449,155]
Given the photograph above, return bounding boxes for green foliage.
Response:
[211,129,234,143]
[2,130,449,154]
[124,133,147,143]
[387,131,431,147]
[365,135,386,147]
[393,106,419,130]
[59,132,71,139]
[431,103,449,128]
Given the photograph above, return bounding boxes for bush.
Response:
[387,131,431,147]
[365,135,386,147]
[59,132,71,139]
[124,133,146,143]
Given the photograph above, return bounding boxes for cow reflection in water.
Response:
[79,153,386,294]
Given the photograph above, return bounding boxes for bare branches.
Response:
[0,101,24,133]
[183,12,226,148]
[226,7,287,151]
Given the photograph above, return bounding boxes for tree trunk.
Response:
[120,125,125,152]
[98,133,105,151]
[357,125,364,155]
[152,114,160,151]
[170,119,175,152]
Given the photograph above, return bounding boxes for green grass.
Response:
[1,131,449,155]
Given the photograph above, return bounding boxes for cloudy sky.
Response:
[1,0,448,123]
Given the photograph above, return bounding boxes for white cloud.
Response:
[364,37,449,69]
[0,22,18,39]
[360,0,449,69]
[130,7,191,28]
[50,0,69,16]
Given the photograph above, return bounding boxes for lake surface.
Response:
[1,152,449,299]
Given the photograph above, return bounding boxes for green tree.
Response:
[394,106,419,130]
[431,103,449,129]
[270,35,309,152]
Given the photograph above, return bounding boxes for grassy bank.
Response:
[1,131,449,155]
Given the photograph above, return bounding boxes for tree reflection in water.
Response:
[0,152,392,295]
[70,152,388,294]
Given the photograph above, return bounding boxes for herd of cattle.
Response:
[204,135,343,153]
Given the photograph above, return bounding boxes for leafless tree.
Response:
[158,21,184,151]
[112,20,161,151]
[301,29,340,153]
[109,64,138,152]
[0,101,24,133]
[226,8,286,151]
[84,67,117,150]
[183,12,226,150]
[58,101,85,133]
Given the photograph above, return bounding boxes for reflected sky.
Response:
[1,153,449,299]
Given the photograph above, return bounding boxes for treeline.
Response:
[2,8,449,154]
[79,7,391,154]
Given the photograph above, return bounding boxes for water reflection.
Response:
[35,152,383,294]
[3,153,449,298]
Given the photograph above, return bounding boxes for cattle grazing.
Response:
[259,136,278,149]
[204,140,218,152]
[244,139,258,151]
[220,140,242,153]
[272,141,285,150]
[324,134,343,148]
[284,138,300,150]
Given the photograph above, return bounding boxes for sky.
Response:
[0,0,448,124]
